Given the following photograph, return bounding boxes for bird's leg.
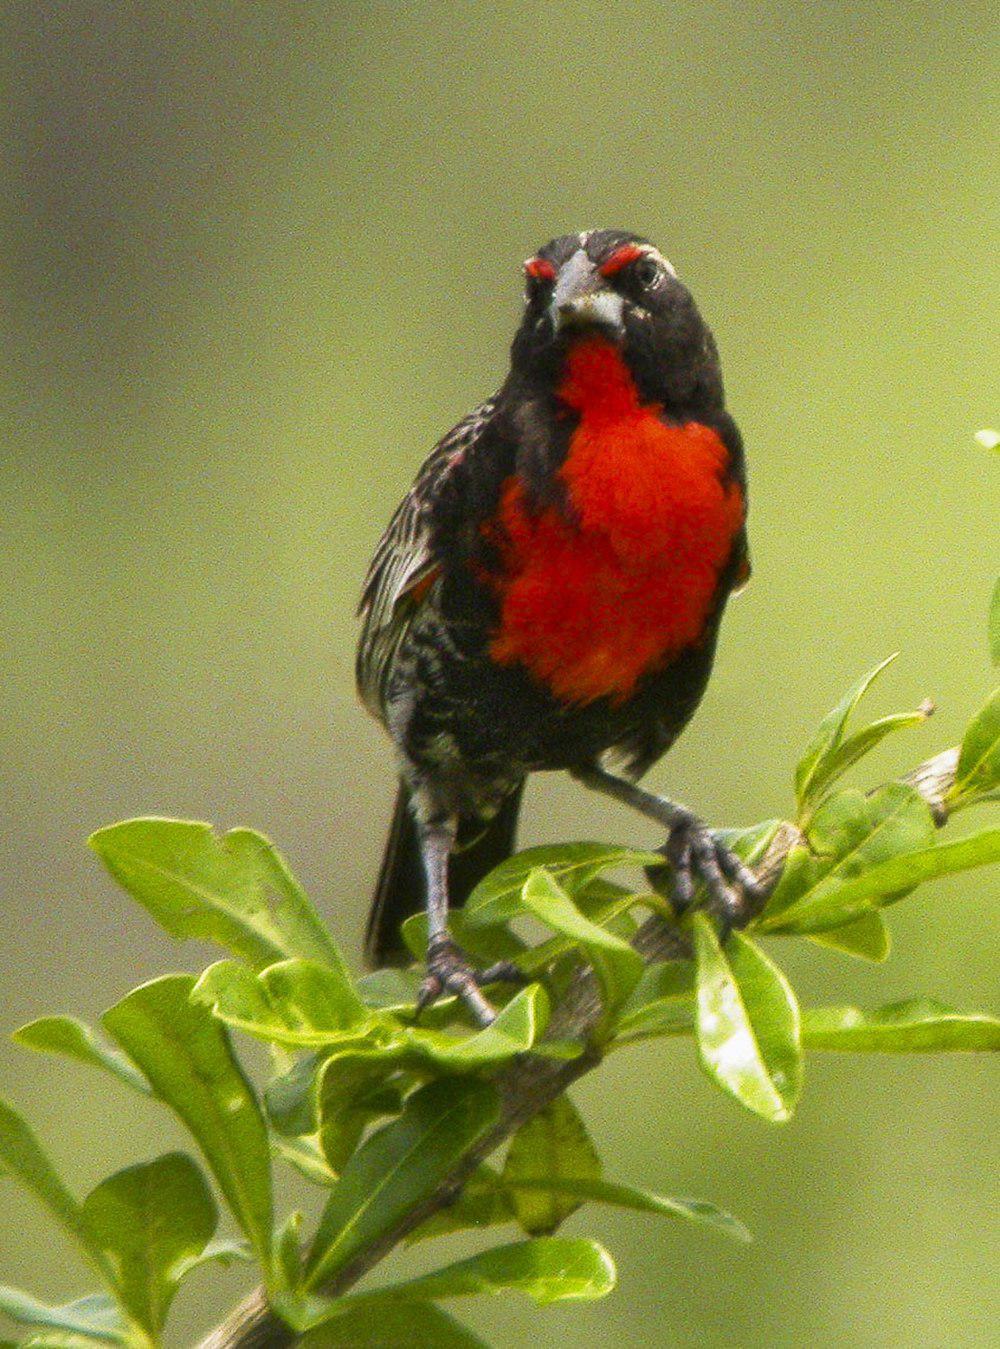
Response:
[414,808,520,1027]
[571,762,765,936]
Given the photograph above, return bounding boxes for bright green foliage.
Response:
[359,1234,615,1304]
[299,1301,488,1347]
[793,654,929,817]
[102,977,275,1282]
[761,783,937,932]
[11,1018,151,1096]
[315,1053,407,1172]
[805,909,890,961]
[462,843,662,927]
[89,819,344,973]
[948,687,1000,810]
[499,1177,750,1244]
[401,906,528,967]
[692,919,802,1123]
[2,622,998,1347]
[304,1078,500,1289]
[192,959,366,1047]
[990,578,1000,666]
[611,961,696,1041]
[761,824,1000,934]
[802,1000,1000,1052]
[80,1154,217,1337]
[407,1160,747,1249]
[491,869,644,1018]
[0,1289,125,1344]
[502,1095,601,1235]
[309,1237,617,1325]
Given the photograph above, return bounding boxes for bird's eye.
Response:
[634,257,660,289]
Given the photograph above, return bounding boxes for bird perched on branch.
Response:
[357,229,761,1024]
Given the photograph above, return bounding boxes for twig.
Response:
[199,747,959,1348]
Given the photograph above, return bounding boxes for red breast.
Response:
[486,336,745,705]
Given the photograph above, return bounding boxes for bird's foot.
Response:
[416,935,524,1028]
[648,811,766,940]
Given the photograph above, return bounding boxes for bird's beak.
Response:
[550,249,624,334]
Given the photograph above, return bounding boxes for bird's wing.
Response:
[356,397,497,716]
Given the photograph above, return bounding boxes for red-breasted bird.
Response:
[357,229,761,1024]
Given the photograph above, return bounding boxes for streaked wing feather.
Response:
[356,398,497,714]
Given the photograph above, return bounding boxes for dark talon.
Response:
[651,814,763,937]
[417,937,523,1028]
[415,971,444,1017]
[478,960,527,987]
[714,840,765,899]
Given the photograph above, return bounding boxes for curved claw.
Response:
[417,937,524,1028]
[653,814,765,939]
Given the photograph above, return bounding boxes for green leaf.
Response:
[802,708,932,816]
[295,1239,617,1324]
[0,1100,93,1265]
[304,1078,500,1288]
[612,961,695,1042]
[508,870,643,1017]
[502,1176,750,1243]
[275,1211,304,1292]
[18,1337,121,1349]
[266,1054,324,1137]
[316,1051,408,1172]
[270,985,551,1091]
[990,578,1000,667]
[502,1095,600,1236]
[272,1135,339,1188]
[0,1290,124,1344]
[269,1048,404,1172]
[948,688,1000,808]
[399,984,549,1069]
[102,976,274,1276]
[11,1018,151,1096]
[400,908,527,967]
[515,881,646,979]
[298,1301,488,1348]
[355,969,424,1011]
[692,918,802,1123]
[715,819,787,865]
[463,843,662,927]
[89,818,346,973]
[80,1153,217,1336]
[802,1000,1000,1052]
[407,1165,514,1244]
[795,654,898,811]
[805,909,891,962]
[335,1237,616,1310]
[191,959,366,1048]
[763,827,1000,934]
[760,783,937,933]
[173,1237,253,1280]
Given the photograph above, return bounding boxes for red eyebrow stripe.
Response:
[524,256,557,281]
[599,243,645,277]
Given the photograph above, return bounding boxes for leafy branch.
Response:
[2,602,998,1349]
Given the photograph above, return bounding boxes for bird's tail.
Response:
[364,781,525,967]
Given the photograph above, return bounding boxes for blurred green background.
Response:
[1,2,997,1345]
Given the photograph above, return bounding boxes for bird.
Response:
[356,229,762,1024]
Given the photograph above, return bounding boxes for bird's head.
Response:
[510,229,723,415]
